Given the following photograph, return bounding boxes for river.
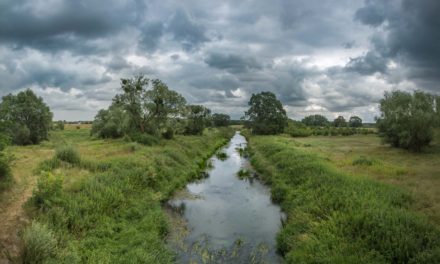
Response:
[168,131,283,263]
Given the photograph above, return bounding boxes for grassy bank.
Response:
[21,127,234,263]
[248,135,440,263]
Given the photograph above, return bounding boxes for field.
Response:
[247,131,440,263]
[1,126,234,263]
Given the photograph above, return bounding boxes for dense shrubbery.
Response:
[212,113,230,127]
[377,90,439,152]
[55,146,81,164]
[248,136,440,263]
[0,89,52,145]
[0,133,11,190]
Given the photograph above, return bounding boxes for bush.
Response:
[162,127,174,139]
[22,221,58,264]
[377,90,438,152]
[289,128,312,137]
[216,151,228,161]
[130,133,160,146]
[352,156,375,166]
[55,146,81,164]
[32,172,63,210]
[0,155,12,190]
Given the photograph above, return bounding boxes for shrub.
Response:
[237,168,251,179]
[162,127,174,139]
[289,128,312,137]
[55,146,81,164]
[130,133,160,146]
[32,172,63,210]
[22,221,57,264]
[0,155,12,190]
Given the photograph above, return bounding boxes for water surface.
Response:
[168,132,283,263]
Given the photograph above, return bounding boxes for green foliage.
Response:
[377,90,438,152]
[248,136,440,263]
[0,133,11,191]
[129,133,160,146]
[53,121,65,130]
[114,76,186,135]
[301,114,329,127]
[244,91,288,135]
[161,127,174,139]
[91,104,128,138]
[237,169,251,179]
[0,89,53,145]
[55,146,81,164]
[26,128,234,263]
[349,116,363,128]
[212,113,231,127]
[352,156,376,166]
[22,221,58,264]
[184,105,211,135]
[333,115,347,127]
[31,172,63,210]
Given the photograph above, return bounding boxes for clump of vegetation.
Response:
[126,142,141,152]
[184,105,211,135]
[53,120,65,130]
[237,168,251,179]
[248,136,440,263]
[212,113,230,127]
[0,133,12,191]
[377,90,439,152]
[55,146,81,164]
[301,114,329,127]
[0,89,53,145]
[130,133,160,146]
[352,156,376,166]
[22,221,58,264]
[216,151,228,161]
[31,172,63,210]
[244,91,287,135]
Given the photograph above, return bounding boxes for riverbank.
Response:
[247,135,440,263]
[3,127,234,263]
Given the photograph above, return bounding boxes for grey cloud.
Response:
[345,51,388,75]
[204,53,262,73]
[167,9,210,51]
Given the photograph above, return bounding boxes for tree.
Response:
[333,116,347,127]
[0,89,53,145]
[212,113,230,127]
[301,114,329,127]
[184,105,211,135]
[349,116,362,128]
[113,75,186,135]
[244,92,287,135]
[376,90,437,152]
[91,104,129,138]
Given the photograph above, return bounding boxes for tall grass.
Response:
[25,128,234,263]
[248,136,440,263]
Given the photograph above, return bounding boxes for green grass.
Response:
[23,128,234,263]
[248,135,440,263]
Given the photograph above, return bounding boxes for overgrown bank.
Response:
[21,128,234,263]
[247,135,440,263]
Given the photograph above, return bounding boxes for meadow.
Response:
[2,125,234,263]
[247,132,440,263]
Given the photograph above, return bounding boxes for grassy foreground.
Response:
[21,127,233,263]
[247,135,440,263]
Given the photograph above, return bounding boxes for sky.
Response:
[0,0,439,122]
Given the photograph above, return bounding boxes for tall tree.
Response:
[212,113,230,127]
[333,116,347,127]
[184,105,211,135]
[377,90,437,152]
[114,76,186,135]
[244,92,287,135]
[0,89,53,145]
[349,116,362,128]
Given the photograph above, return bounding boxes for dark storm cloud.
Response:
[354,0,440,89]
[345,51,388,75]
[0,0,147,53]
[204,53,263,73]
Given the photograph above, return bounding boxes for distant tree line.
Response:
[91,75,230,141]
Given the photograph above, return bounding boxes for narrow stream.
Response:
[168,132,283,263]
